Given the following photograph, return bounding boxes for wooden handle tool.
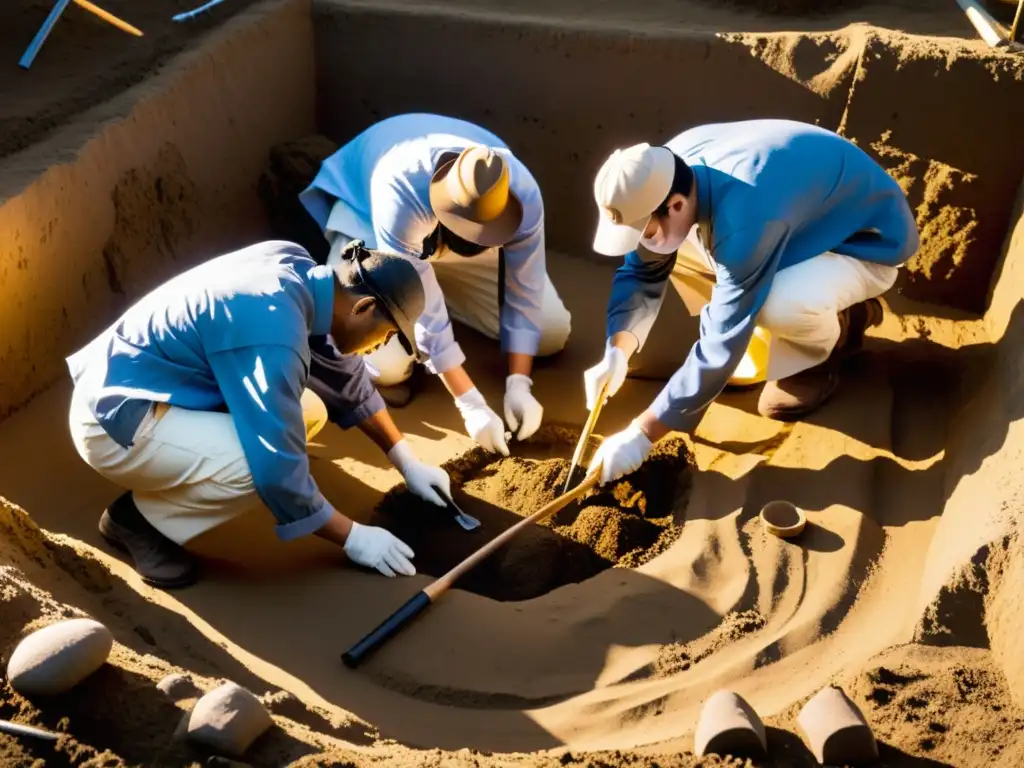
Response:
[562,381,609,494]
[342,467,602,668]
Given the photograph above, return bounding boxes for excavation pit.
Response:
[370,426,693,601]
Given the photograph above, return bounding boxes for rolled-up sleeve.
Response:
[208,345,334,541]
[650,221,791,432]
[499,186,546,356]
[307,335,386,428]
[372,179,466,374]
[606,247,676,350]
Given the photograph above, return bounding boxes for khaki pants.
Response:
[667,235,899,383]
[69,387,329,545]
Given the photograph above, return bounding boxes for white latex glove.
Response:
[455,387,510,456]
[387,440,451,507]
[503,374,543,441]
[589,423,653,485]
[343,521,416,577]
[584,343,629,411]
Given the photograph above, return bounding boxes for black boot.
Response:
[99,492,199,589]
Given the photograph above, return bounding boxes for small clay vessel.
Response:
[797,685,878,765]
[760,501,806,539]
[694,690,768,758]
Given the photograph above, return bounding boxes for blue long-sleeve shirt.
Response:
[65,241,383,540]
[608,120,919,432]
[299,113,547,373]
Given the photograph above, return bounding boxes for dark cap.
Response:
[336,240,425,358]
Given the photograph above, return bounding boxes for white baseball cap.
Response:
[592,143,676,256]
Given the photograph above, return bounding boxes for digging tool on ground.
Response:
[955,0,1020,48]
[0,719,59,742]
[562,381,609,494]
[341,465,603,668]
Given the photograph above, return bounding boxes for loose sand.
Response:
[3,0,1024,765]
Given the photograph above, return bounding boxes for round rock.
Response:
[185,682,273,757]
[798,685,879,765]
[694,689,768,758]
[6,618,113,696]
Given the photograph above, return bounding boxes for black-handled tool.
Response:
[432,485,480,531]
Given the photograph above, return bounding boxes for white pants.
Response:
[68,386,329,545]
[671,240,899,382]
[327,232,572,386]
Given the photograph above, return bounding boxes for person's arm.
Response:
[641,221,791,436]
[208,344,343,541]
[606,246,677,358]
[372,178,468,379]
[498,179,547,376]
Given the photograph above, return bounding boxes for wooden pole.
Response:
[342,468,603,667]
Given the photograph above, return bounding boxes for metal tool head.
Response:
[433,486,481,531]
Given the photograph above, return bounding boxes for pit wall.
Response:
[0,0,315,422]
[313,2,1024,315]
[914,175,1024,705]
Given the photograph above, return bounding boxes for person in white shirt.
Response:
[300,113,572,456]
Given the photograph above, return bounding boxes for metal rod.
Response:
[19,0,73,69]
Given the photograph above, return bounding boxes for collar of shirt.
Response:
[308,264,335,337]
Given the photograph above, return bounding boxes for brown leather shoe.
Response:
[757,365,840,421]
[99,492,198,589]
[833,297,885,362]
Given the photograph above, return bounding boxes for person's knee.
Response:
[759,291,817,337]
[365,336,415,386]
[535,301,572,358]
[300,389,329,442]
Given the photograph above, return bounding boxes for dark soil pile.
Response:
[370,425,693,601]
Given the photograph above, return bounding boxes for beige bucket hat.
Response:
[429,146,523,247]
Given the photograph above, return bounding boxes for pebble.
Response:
[6,618,113,696]
[694,689,767,758]
[798,685,879,765]
[157,672,202,700]
[184,682,273,757]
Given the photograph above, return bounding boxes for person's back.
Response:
[665,119,917,273]
[68,241,319,448]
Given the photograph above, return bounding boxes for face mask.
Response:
[640,231,687,255]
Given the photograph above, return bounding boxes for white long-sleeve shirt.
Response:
[299,113,547,374]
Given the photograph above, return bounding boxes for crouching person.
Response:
[66,239,444,588]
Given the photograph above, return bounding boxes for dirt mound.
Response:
[370,426,693,601]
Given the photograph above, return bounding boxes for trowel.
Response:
[432,485,481,531]
[562,380,609,494]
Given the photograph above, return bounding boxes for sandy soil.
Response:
[3,0,1024,766]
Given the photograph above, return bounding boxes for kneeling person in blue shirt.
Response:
[67,240,446,588]
[585,120,919,485]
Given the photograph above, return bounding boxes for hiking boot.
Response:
[757,364,840,421]
[832,297,885,362]
[98,491,198,589]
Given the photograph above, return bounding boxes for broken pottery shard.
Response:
[798,685,879,765]
[694,690,767,758]
[185,682,273,757]
[6,618,113,696]
[157,672,202,700]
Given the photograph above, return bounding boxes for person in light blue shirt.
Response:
[300,113,572,458]
[67,240,451,589]
[584,120,919,485]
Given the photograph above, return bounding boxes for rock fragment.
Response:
[157,672,201,700]
[6,618,113,696]
[184,682,273,757]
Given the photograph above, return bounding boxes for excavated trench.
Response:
[2,0,1024,764]
[371,426,693,601]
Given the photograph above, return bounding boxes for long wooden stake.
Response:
[342,468,603,667]
[73,0,143,36]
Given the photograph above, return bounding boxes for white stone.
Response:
[185,682,273,757]
[157,672,201,700]
[6,618,113,696]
